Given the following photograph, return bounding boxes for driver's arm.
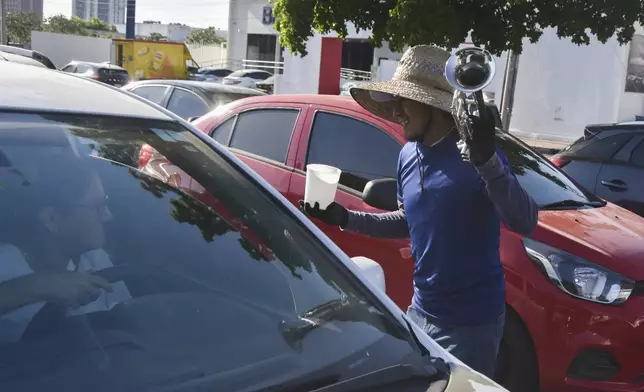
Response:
[0,275,44,315]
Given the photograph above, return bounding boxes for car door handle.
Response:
[600,180,629,191]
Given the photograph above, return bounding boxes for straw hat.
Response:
[350,45,454,123]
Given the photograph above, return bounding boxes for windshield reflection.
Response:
[0,113,417,392]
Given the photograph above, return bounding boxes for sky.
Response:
[43,0,230,29]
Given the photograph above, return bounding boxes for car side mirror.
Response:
[351,256,386,293]
[362,178,398,211]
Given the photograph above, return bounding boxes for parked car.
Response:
[61,60,131,87]
[0,60,509,392]
[256,75,275,94]
[550,122,644,217]
[0,51,50,68]
[222,69,272,88]
[189,94,644,392]
[0,45,57,69]
[122,79,266,121]
[190,67,233,82]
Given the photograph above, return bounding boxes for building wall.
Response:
[72,0,125,25]
[5,0,43,19]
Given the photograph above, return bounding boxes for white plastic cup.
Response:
[305,164,342,210]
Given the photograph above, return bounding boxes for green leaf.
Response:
[273,0,643,57]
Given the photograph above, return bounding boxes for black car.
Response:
[61,61,131,87]
[122,79,266,121]
[551,122,644,216]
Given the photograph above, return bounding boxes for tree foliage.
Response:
[271,0,644,56]
[6,11,41,44]
[148,32,167,41]
[185,27,225,45]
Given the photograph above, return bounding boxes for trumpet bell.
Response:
[444,47,496,94]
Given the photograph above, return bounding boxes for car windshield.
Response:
[497,132,600,207]
[0,112,419,392]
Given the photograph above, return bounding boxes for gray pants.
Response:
[407,306,505,378]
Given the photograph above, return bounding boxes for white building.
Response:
[72,0,126,25]
[227,0,400,72]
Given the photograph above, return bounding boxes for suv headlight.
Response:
[523,238,634,305]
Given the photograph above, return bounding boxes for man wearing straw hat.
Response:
[300,45,538,378]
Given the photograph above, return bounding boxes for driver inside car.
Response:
[0,156,131,344]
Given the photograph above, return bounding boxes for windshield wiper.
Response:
[279,295,387,351]
[540,199,604,210]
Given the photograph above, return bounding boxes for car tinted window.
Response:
[307,112,401,193]
[496,132,598,207]
[130,86,169,106]
[62,64,75,72]
[564,131,632,161]
[250,72,271,80]
[0,112,414,391]
[631,139,644,167]
[214,69,232,77]
[229,109,298,163]
[166,88,210,120]
[211,116,235,145]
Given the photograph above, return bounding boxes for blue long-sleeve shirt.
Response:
[345,132,538,326]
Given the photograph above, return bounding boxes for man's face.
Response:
[56,174,113,252]
[392,98,433,142]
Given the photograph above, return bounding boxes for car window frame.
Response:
[305,109,403,196]
[210,115,238,146]
[227,107,301,165]
[129,84,172,107]
[165,86,212,119]
[629,136,644,168]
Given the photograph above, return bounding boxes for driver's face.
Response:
[58,174,112,252]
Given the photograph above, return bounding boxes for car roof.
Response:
[0,61,173,120]
[125,79,266,95]
[221,93,360,108]
[67,60,126,70]
[0,52,47,68]
[231,69,272,75]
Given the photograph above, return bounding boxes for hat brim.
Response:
[349,79,453,124]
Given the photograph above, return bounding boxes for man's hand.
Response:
[29,271,113,309]
[299,201,349,228]
[453,102,497,166]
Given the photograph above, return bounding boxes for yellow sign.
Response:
[114,39,194,80]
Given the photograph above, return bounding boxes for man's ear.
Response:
[38,207,59,234]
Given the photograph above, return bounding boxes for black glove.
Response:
[453,103,497,166]
[299,201,349,228]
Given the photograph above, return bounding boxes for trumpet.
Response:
[444,46,496,127]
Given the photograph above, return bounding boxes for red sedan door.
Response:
[288,103,414,308]
[197,102,310,197]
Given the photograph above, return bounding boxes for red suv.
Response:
[143,94,644,392]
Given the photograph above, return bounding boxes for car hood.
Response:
[538,202,644,279]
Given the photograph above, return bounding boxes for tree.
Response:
[148,32,166,41]
[5,11,42,44]
[185,27,225,45]
[271,0,644,56]
[85,16,107,31]
[43,14,89,36]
